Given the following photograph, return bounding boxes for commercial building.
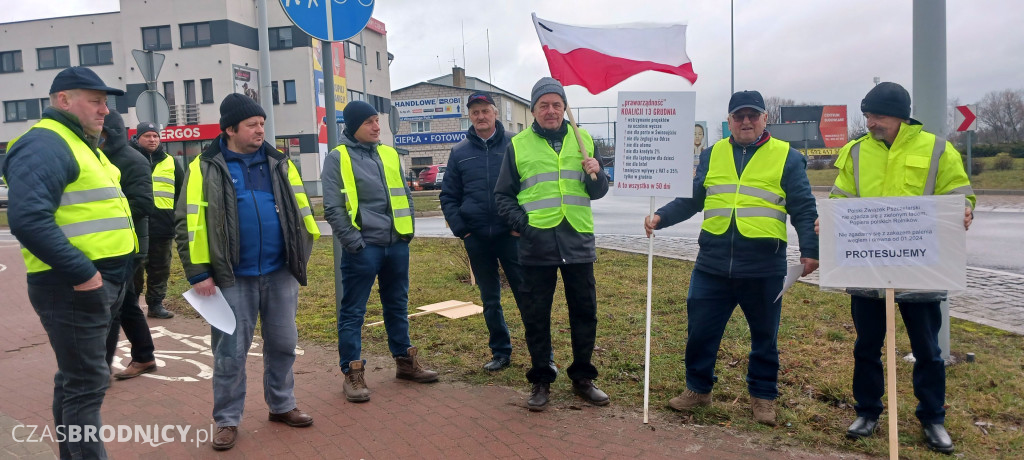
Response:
[392,67,533,178]
[0,0,396,195]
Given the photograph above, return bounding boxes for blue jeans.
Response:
[463,233,524,360]
[28,277,126,460]
[211,269,299,427]
[684,269,784,400]
[337,241,412,373]
[851,296,945,424]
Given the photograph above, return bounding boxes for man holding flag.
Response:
[495,77,609,411]
[644,91,819,426]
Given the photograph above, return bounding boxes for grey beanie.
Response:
[530,77,566,110]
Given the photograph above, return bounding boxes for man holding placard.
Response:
[644,90,819,426]
[825,82,974,453]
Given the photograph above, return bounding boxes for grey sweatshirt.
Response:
[322,132,414,252]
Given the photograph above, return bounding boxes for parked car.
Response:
[418,164,446,190]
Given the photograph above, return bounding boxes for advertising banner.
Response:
[613,91,695,197]
[395,131,467,146]
[818,195,966,291]
[128,123,220,142]
[232,65,259,102]
[312,39,348,148]
[780,105,848,149]
[395,97,464,121]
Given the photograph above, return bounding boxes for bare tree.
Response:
[848,112,868,140]
[764,96,795,124]
[976,89,1024,143]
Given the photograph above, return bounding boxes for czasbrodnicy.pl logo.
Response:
[12,424,217,448]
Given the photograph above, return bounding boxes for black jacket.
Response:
[440,120,512,239]
[494,120,609,266]
[102,111,155,258]
[4,108,133,285]
[131,139,184,238]
[654,132,819,278]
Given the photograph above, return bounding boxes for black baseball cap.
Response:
[728,90,766,114]
[49,66,125,95]
[466,92,495,107]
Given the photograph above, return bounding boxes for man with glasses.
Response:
[643,90,819,426]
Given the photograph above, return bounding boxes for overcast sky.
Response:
[3,0,1021,139]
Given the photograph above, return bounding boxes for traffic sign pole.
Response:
[257,0,276,145]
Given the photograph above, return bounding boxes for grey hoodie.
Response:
[322,132,414,252]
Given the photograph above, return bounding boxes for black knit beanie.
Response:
[219,93,266,130]
[861,82,911,120]
[136,121,159,137]
[343,101,378,137]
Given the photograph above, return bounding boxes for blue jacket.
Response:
[654,131,819,278]
[440,120,512,239]
[217,138,285,278]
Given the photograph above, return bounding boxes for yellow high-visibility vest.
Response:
[511,126,594,233]
[335,144,413,235]
[152,155,176,209]
[701,137,789,240]
[9,119,137,273]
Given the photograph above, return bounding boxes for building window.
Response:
[343,41,363,63]
[518,123,524,132]
[180,23,211,48]
[36,46,70,70]
[283,80,296,104]
[78,42,113,66]
[411,121,430,133]
[5,99,39,122]
[163,82,176,105]
[411,156,433,167]
[376,51,382,70]
[460,118,470,131]
[347,89,364,103]
[269,27,293,50]
[40,98,50,111]
[0,50,22,73]
[201,78,214,104]
[271,81,279,105]
[142,26,172,51]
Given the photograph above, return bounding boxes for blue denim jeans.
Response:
[851,296,945,424]
[337,241,412,373]
[463,233,524,360]
[684,269,784,400]
[28,277,126,460]
[211,268,300,427]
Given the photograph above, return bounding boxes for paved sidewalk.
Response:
[0,244,865,459]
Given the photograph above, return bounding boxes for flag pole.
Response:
[564,101,598,180]
[643,197,655,423]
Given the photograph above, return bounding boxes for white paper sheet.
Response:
[182,287,236,334]
[774,264,805,302]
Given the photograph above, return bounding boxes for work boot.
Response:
[395,347,438,383]
[147,303,175,319]
[527,382,550,411]
[343,361,371,402]
[751,397,777,426]
[113,360,157,380]
[668,389,711,412]
[211,426,237,451]
[572,379,610,406]
[268,408,313,427]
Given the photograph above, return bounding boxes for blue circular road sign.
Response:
[279,0,374,42]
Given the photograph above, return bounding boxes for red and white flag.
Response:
[532,13,698,95]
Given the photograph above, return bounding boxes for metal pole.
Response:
[730,0,735,94]
[323,44,338,149]
[967,130,973,176]
[256,0,275,143]
[359,30,368,104]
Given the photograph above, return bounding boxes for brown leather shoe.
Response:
[395,346,438,383]
[113,361,157,380]
[212,426,237,451]
[268,408,313,427]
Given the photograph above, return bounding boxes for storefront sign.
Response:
[394,131,466,146]
[128,123,221,142]
[395,97,463,120]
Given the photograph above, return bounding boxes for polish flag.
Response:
[532,13,698,95]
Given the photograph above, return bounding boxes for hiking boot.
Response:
[751,397,777,426]
[668,389,711,412]
[528,382,550,411]
[572,379,610,406]
[343,361,371,402]
[395,347,438,383]
[268,408,313,427]
[211,426,237,451]
[113,360,157,380]
[147,303,175,319]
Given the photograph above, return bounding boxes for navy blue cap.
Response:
[49,66,125,95]
[467,92,495,107]
[728,90,766,114]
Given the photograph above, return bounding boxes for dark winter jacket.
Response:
[653,131,819,278]
[101,110,154,258]
[494,120,609,266]
[322,132,415,253]
[4,107,133,285]
[174,136,315,287]
[440,120,512,239]
[130,139,184,238]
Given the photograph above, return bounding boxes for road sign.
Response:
[136,90,170,129]
[131,50,165,84]
[279,0,374,42]
[955,105,977,132]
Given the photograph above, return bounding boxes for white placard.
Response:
[182,287,237,334]
[818,195,966,291]
[614,91,695,197]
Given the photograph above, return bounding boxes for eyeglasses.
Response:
[731,112,762,122]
